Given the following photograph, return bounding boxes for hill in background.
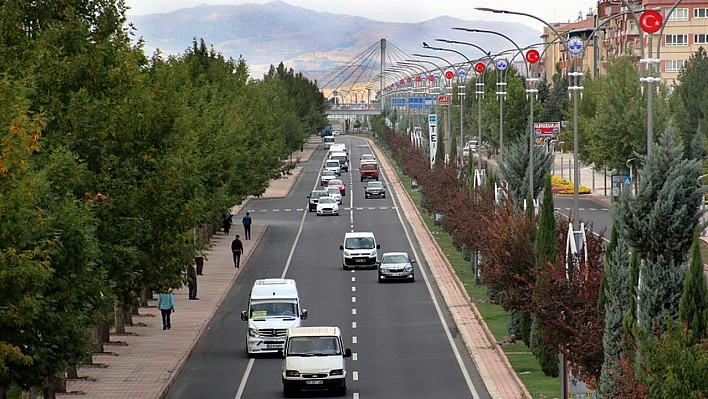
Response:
[128,0,541,89]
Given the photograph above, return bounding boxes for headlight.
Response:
[286,370,300,377]
[343,250,351,256]
[371,250,377,257]
[404,265,413,272]
[248,328,261,338]
[329,369,344,376]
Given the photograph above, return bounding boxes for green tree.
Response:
[497,137,553,208]
[675,47,708,137]
[679,231,708,340]
[615,126,704,335]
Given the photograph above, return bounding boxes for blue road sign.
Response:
[623,176,632,185]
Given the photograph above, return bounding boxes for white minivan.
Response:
[340,232,379,269]
[241,279,308,357]
[282,326,351,397]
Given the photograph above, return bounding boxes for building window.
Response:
[668,8,689,21]
[665,59,686,72]
[694,8,708,18]
[666,34,689,46]
[696,34,708,44]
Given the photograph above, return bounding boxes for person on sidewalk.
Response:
[222,212,233,235]
[195,248,208,275]
[186,264,198,300]
[157,285,175,330]
[231,235,244,268]
[242,212,252,240]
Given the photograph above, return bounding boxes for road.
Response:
[164,136,490,398]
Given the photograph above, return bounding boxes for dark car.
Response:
[378,252,415,283]
[307,189,329,212]
[364,181,386,198]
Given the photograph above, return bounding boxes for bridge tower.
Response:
[380,38,386,111]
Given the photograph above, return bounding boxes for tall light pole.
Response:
[454,27,538,207]
[422,43,473,162]
[413,53,460,164]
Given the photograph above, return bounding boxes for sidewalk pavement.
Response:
[64,135,529,399]
[550,151,614,207]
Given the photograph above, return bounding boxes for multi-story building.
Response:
[541,0,708,88]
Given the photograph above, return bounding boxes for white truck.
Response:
[241,279,308,357]
[282,326,351,397]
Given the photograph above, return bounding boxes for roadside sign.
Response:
[438,95,451,105]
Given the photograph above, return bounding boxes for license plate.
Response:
[266,344,283,349]
[356,259,366,263]
[306,380,323,385]
[392,272,402,276]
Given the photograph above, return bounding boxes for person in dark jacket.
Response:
[187,264,198,300]
[242,212,252,240]
[231,235,244,268]
[223,212,233,235]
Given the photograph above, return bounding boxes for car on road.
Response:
[316,196,339,216]
[377,252,415,282]
[340,232,379,269]
[359,161,379,181]
[327,179,346,196]
[324,160,341,176]
[462,140,479,157]
[307,189,329,212]
[320,170,337,186]
[325,187,343,204]
[360,153,376,163]
[364,181,386,199]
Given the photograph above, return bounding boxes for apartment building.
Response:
[541,0,708,88]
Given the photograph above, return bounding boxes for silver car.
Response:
[377,252,415,283]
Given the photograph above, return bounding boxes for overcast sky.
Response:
[124,0,599,29]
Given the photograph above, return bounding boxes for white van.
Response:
[322,136,335,150]
[324,159,341,176]
[329,143,347,154]
[241,279,308,357]
[329,151,349,172]
[282,326,351,397]
[340,232,379,269]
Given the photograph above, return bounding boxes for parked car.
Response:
[377,252,415,282]
[364,181,386,198]
[327,179,346,196]
[321,170,337,186]
[316,196,340,216]
[307,189,329,212]
[325,187,343,204]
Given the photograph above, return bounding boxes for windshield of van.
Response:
[324,137,335,143]
[326,161,339,167]
[287,336,341,356]
[249,301,298,318]
[345,237,375,249]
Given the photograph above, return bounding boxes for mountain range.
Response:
[127,1,541,89]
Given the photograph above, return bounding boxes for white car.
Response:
[325,187,343,204]
[320,170,337,186]
[360,153,376,163]
[462,140,479,157]
[316,196,339,216]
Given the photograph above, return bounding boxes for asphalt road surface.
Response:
[164,136,491,399]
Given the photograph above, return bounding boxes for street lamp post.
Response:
[454,27,538,207]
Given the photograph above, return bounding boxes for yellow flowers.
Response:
[551,175,591,194]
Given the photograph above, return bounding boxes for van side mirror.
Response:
[344,348,352,358]
[376,244,380,249]
[339,245,344,250]
[301,309,308,320]
[240,311,248,321]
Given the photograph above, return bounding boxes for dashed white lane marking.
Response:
[351,276,356,282]
[351,286,356,292]
[352,308,357,315]
[353,372,359,381]
[352,353,358,361]
[352,321,357,328]
[351,296,356,303]
[352,336,358,344]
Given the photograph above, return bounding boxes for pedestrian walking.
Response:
[195,249,208,275]
[242,212,252,240]
[223,212,233,235]
[231,235,244,268]
[157,285,175,330]
[187,264,198,300]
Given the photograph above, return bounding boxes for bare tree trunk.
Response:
[43,372,65,398]
[124,303,134,326]
[98,320,110,344]
[139,286,150,307]
[0,385,7,399]
[114,304,126,334]
[66,365,79,379]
